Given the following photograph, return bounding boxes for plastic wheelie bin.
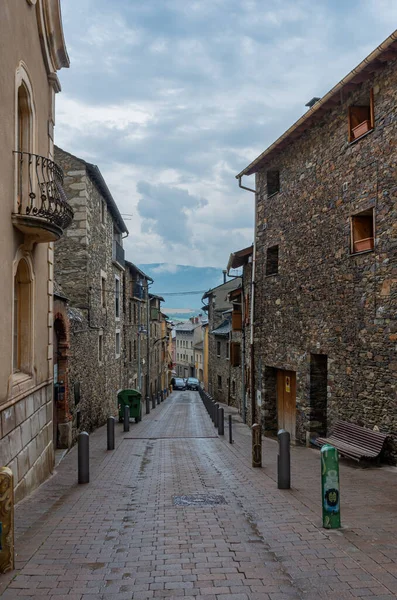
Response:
[117,389,142,423]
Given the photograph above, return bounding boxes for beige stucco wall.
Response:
[0,0,68,502]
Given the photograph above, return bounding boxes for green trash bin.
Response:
[117,389,142,423]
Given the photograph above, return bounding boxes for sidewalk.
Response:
[0,392,396,599]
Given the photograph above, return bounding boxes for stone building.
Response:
[53,147,128,436]
[236,30,397,451]
[123,261,152,396]
[227,246,253,424]
[202,279,241,406]
[148,295,166,397]
[0,0,72,502]
[175,317,202,378]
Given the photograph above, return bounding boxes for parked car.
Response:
[186,377,200,391]
[172,377,186,390]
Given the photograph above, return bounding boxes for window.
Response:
[13,257,33,374]
[134,303,137,324]
[101,276,106,308]
[266,245,279,275]
[226,343,230,359]
[129,341,132,362]
[348,89,374,142]
[232,308,242,331]
[267,170,280,197]
[217,341,221,357]
[232,380,236,396]
[101,199,106,224]
[128,301,132,323]
[16,82,34,211]
[115,277,120,319]
[115,330,120,358]
[230,342,241,367]
[217,375,222,390]
[134,340,136,359]
[98,331,103,363]
[351,209,374,254]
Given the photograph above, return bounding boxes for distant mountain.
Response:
[138,263,225,315]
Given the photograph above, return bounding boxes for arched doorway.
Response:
[53,317,71,449]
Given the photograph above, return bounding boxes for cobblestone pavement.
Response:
[1,391,397,599]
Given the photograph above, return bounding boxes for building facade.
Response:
[237,31,397,453]
[0,0,72,502]
[202,279,241,406]
[53,147,128,437]
[123,261,152,397]
[175,317,202,378]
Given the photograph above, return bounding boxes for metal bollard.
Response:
[277,429,290,489]
[107,416,115,450]
[0,467,14,573]
[211,401,215,423]
[229,414,233,444]
[251,423,262,467]
[218,407,224,435]
[157,392,160,405]
[161,390,164,402]
[123,405,130,432]
[146,396,150,415]
[152,394,156,409]
[214,403,219,428]
[321,444,341,529]
[78,432,89,484]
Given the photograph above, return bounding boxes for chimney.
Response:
[222,269,227,284]
[195,317,199,324]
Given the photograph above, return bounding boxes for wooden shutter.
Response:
[230,342,241,367]
[232,310,242,331]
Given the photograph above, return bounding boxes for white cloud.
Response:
[57,0,396,268]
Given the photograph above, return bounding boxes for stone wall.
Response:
[54,148,125,437]
[254,57,397,456]
[0,384,53,503]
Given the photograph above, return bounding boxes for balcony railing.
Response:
[112,239,125,268]
[12,151,74,242]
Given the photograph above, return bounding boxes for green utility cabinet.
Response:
[117,389,142,423]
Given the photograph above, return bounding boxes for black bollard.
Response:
[146,396,150,415]
[211,401,215,422]
[107,417,115,450]
[161,390,164,402]
[214,403,219,428]
[78,432,89,484]
[218,408,224,435]
[157,392,160,405]
[123,405,130,432]
[229,414,233,444]
[152,394,156,409]
[277,429,291,489]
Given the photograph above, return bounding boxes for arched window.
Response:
[16,82,34,212]
[13,258,33,374]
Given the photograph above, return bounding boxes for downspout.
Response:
[237,176,257,425]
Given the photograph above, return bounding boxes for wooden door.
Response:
[277,370,296,441]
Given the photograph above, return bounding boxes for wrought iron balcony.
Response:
[112,239,125,268]
[12,151,74,243]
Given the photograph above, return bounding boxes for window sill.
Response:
[267,191,280,199]
[348,127,374,146]
[350,248,374,257]
[265,272,279,278]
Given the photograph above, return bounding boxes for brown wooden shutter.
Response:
[230,342,241,367]
[232,310,242,331]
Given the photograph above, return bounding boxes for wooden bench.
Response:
[316,420,389,463]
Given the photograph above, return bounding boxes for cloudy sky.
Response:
[57,0,396,269]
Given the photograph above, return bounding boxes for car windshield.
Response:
[175,378,184,384]
[187,378,199,384]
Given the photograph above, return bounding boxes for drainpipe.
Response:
[237,175,257,424]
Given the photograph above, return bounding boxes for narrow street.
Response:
[1,392,397,600]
